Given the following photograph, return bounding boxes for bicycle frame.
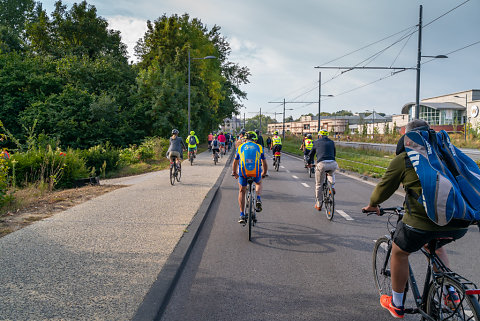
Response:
[379,212,479,320]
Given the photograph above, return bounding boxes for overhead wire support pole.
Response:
[415,5,423,119]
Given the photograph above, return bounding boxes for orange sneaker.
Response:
[380,295,404,319]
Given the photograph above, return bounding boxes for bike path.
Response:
[0,150,231,321]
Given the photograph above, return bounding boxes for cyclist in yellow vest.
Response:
[271,131,282,165]
[302,134,314,167]
[186,131,200,158]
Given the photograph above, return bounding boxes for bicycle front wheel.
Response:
[426,275,480,320]
[169,166,175,185]
[324,181,334,220]
[373,236,393,297]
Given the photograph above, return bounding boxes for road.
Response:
[159,152,480,321]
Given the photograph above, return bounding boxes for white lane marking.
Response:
[336,210,354,221]
[280,166,285,169]
[292,175,299,179]
[301,183,310,188]
[286,169,291,173]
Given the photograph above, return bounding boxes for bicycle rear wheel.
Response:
[324,181,335,220]
[169,165,175,185]
[176,163,181,182]
[309,166,314,178]
[373,236,393,297]
[190,154,194,166]
[248,189,254,241]
[426,275,480,320]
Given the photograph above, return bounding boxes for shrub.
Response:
[8,147,88,189]
[81,143,120,176]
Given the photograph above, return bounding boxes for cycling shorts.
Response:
[393,220,468,253]
[168,151,182,160]
[211,148,220,153]
[188,146,197,152]
[272,145,282,153]
[219,142,226,146]
[238,175,261,187]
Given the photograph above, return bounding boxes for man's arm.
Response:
[261,158,268,176]
[195,136,199,144]
[369,154,404,207]
[232,158,239,178]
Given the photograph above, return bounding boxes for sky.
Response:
[42,0,480,121]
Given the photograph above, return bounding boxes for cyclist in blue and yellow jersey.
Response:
[232,131,268,223]
[271,130,282,164]
[186,131,200,158]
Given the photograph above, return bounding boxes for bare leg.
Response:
[255,181,262,196]
[391,242,410,293]
[238,184,247,213]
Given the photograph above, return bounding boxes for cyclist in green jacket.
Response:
[186,131,200,158]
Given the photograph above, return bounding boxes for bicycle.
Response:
[273,151,281,171]
[169,156,181,185]
[213,149,219,165]
[189,150,195,166]
[304,155,314,178]
[243,177,258,241]
[319,173,334,220]
[365,207,480,321]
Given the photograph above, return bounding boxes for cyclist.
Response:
[266,136,272,153]
[271,130,282,164]
[186,131,200,158]
[255,129,264,148]
[232,131,268,224]
[211,135,220,161]
[166,129,186,167]
[302,134,314,167]
[308,130,337,211]
[235,129,246,149]
[207,132,214,150]
[218,132,226,154]
[225,133,231,151]
[362,119,470,319]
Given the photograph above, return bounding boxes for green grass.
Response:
[282,135,392,178]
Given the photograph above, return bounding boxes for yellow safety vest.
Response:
[305,139,313,150]
[272,136,282,145]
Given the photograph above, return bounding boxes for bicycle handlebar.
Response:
[362,206,404,216]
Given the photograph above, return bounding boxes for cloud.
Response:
[107,16,148,61]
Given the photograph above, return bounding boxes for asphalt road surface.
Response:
[160,152,480,321]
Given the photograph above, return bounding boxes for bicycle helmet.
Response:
[318,130,329,136]
[255,129,260,135]
[246,131,258,141]
[273,130,279,135]
[190,131,195,135]
[172,129,179,135]
[307,134,312,139]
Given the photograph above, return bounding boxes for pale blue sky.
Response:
[42,0,480,119]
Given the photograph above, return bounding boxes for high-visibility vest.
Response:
[272,135,282,145]
[304,139,313,150]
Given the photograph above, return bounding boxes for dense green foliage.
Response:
[0,0,249,151]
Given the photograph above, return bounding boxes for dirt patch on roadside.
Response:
[0,185,124,238]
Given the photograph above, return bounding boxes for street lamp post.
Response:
[455,94,468,140]
[188,50,217,133]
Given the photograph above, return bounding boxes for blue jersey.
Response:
[235,141,265,178]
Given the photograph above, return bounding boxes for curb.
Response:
[132,151,235,321]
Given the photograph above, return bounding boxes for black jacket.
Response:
[308,137,336,163]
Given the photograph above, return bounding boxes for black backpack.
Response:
[189,135,197,145]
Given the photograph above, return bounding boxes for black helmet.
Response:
[307,134,312,139]
[172,129,179,135]
[255,129,260,135]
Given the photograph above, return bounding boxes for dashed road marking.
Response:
[336,210,354,221]
[286,169,291,173]
[301,183,310,188]
[281,166,285,169]
[292,175,299,179]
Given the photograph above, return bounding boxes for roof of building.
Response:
[401,102,465,114]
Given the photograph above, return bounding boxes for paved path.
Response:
[0,150,230,321]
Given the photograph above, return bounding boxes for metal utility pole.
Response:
[282,99,286,138]
[259,107,262,133]
[318,72,322,131]
[415,5,423,119]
